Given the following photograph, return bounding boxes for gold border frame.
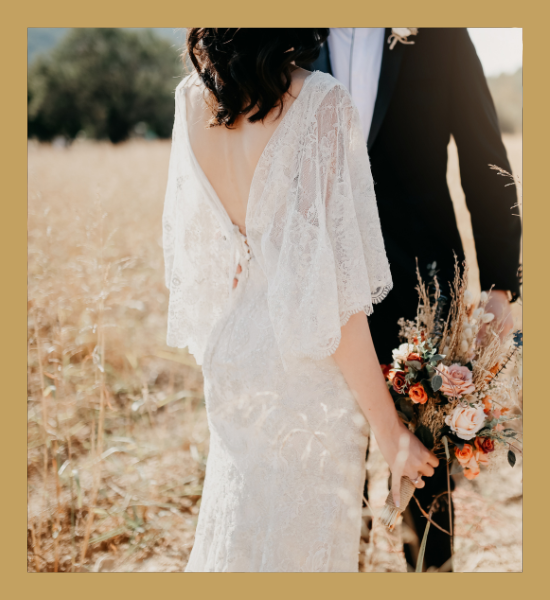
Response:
[4,1,539,596]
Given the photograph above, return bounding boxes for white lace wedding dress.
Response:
[162,70,392,572]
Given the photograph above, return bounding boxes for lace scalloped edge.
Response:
[371,280,394,305]
[284,282,394,365]
[339,278,393,326]
[166,281,393,368]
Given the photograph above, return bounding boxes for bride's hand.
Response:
[331,312,439,507]
[376,421,439,508]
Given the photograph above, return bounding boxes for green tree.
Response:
[28,28,185,143]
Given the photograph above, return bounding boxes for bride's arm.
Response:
[333,312,439,506]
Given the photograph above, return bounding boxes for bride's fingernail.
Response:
[395,499,400,508]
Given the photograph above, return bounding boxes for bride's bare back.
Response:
[186,67,311,234]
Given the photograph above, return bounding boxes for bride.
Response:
[162,28,438,572]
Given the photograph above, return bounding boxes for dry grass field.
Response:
[27,134,522,573]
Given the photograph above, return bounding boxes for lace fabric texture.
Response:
[162,71,393,571]
[163,71,392,365]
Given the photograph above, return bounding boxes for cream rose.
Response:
[392,343,415,366]
[439,363,476,398]
[445,404,486,440]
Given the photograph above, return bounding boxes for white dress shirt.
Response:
[328,28,385,142]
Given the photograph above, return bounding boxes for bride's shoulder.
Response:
[174,72,202,104]
[301,71,354,113]
[290,69,346,95]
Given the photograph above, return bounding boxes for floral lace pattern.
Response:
[162,71,392,571]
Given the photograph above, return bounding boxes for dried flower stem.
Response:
[412,495,451,536]
[79,210,111,563]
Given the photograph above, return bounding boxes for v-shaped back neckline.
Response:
[182,70,318,237]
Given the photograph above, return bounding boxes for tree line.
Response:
[28,28,521,143]
[28,28,186,143]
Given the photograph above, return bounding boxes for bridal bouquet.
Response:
[379,260,522,530]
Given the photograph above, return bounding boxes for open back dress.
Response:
[162,70,392,572]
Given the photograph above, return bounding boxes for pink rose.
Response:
[445,404,486,440]
[439,363,476,398]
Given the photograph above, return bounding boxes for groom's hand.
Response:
[477,289,514,342]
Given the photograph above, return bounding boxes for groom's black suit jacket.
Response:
[302,28,521,362]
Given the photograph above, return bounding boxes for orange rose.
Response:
[463,456,480,480]
[406,352,423,364]
[455,444,473,466]
[409,383,428,405]
[380,364,392,379]
[392,371,408,394]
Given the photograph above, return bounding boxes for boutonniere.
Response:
[388,28,419,50]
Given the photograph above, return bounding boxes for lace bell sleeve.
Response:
[162,79,234,364]
[263,83,392,364]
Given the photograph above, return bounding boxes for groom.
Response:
[301,28,521,571]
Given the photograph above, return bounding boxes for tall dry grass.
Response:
[27,134,522,572]
[28,140,207,572]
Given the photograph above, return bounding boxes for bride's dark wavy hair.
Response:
[186,28,329,128]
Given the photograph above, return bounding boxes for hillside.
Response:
[487,68,522,134]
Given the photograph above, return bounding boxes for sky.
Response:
[468,28,522,76]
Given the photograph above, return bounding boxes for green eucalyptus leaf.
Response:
[507,449,516,468]
[405,371,417,383]
[446,433,465,450]
[430,374,443,392]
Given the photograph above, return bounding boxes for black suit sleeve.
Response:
[449,28,521,298]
